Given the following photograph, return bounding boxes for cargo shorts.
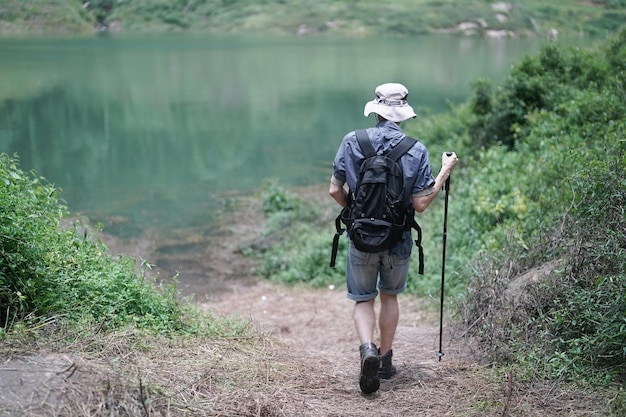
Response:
[345,243,411,302]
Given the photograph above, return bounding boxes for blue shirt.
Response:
[331,120,435,258]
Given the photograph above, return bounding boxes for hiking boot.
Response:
[378,349,397,379]
[359,342,380,394]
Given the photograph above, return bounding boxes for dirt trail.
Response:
[205,282,445,372]
[206,279,451,379]
[199,278,482,417]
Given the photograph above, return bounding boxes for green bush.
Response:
[260,179,302,215]
[548,156,625,377]
[459,28,626,384]
[0,154,182,332]
[468,41,613,149]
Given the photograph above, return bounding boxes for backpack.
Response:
[330,129,425,274]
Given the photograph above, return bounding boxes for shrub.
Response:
[256,181,346,287]
[0,154,183,332]
[469,40,612,149]
[459,29,626,384]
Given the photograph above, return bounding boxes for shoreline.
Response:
[97,184,333,301]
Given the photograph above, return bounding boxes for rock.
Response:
[297,24,309,36]
[504,259,563,305]
[108,20,122,33]
[496,13,508,23]
[492,2,513,13]
[547,28,558,40]
[485,30,513,38]
[458,21,480,31]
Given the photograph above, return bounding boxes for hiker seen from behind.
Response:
[329,83,458,394]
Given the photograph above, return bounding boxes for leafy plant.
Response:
[0,154,183,332]
[260,179,302,215]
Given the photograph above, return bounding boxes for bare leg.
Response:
[353,299,376,344]
[378,292,399,355]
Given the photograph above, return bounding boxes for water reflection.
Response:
[0,34,545,233]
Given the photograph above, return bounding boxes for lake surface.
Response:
[0,34,551,236]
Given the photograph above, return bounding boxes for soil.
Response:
[0,185,614,416]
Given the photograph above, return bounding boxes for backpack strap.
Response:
[386,135,417,161]
[355,129,376,158]
[356,130,417,161]
[408,213,425,275]
[330,212,344,267]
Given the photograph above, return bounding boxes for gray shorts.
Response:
[345,243,411,302]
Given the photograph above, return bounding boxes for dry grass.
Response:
[0,305,617,417]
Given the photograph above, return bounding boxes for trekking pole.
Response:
[437,153,452,362]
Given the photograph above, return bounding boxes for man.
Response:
[329,83,458,394]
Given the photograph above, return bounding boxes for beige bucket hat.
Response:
[363,83,417,123]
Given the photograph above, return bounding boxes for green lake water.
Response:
[0,34,550,236]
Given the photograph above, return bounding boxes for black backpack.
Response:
[330,129,425,274]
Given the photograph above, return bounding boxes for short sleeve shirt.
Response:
[331,120,435,258]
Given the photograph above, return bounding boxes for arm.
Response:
[412,152,458,213]
[329,181,348,208]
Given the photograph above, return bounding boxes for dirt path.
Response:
[206,279,452,382]
[200,278,486,417]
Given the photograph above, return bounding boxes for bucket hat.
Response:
[363,83,417,123]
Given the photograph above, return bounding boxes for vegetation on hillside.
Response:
[456,30,625,384]
[0,0,625,37]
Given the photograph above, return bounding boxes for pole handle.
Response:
[444,152,453,192]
